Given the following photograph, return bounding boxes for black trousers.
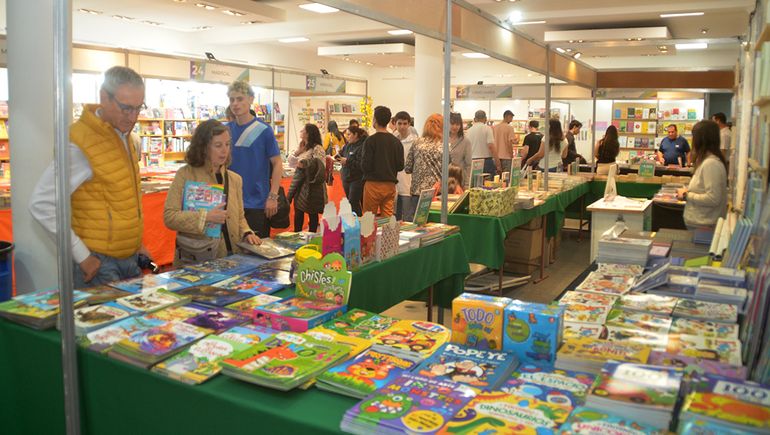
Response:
[293,205,319,232]
[244,208,270,238]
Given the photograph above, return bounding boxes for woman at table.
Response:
[338,126,367,216]
[677,120,727,229]
[405,113,443,221]
[525,119,568,171]
[448,112,472,189]
[163,119,261,267]
[288,123,328,232]
[595,125,620,165]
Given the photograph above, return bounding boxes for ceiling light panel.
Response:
[279,37,310,43]
[299,3,339,14]
[660,12,704,18]
[675,42,708,50]
[388,29,413,35]
[462,52,490,58]
[544,26,671,42]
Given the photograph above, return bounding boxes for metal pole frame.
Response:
[53,1,80,434]
[440,0,452,224]
[591,89,597,165]
[543,44,551,191]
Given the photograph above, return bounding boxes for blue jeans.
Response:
[483,158,497,175]
[74,252,140,289]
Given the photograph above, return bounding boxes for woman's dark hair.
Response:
[691,120,727,169]
[304,123,323,151]
[449,112,464,138]
[448,163,463,186]
[347,125,368,141]
[597,125,620,162]
[548,119,564,151]
[327,120,343,141]
[186,119,230,167]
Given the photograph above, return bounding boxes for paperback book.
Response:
[617,293,678,315]
[142,304,208,322]
[413,343,519,390]
[76,285,132,305]
[216,268,291,295]
[604,308,672,334]
[501,363,596,408]
[669,318,740,340]
[555,337,652,374]
[319,309,399,340]
[316,348,419,398]
[559,406,667,435]
[114,289,191,313]
[372,320,452,360]
[182,180,225,238]
[225,294,282,319]
[175,285,252,307]
[575,272,635,296]
[690,374,770,407]
[182,304,250,333]
[81,315,166,353]
[562,302,611,325]
[305,328,372,359]
[183,254,261,276]
[647,351,747,380]
[679,392,770,433]
[558,290,618,307]
[0,289,89,329]
[109,320,211,368]
[672,299,738,323]
[72,302,139,335]
[157,267,230,287]
[236,238,295,260]
[605,326,669,351]
[665,334,742,366]
[562,322,606,340]
[108,274,187,293]
[253,296,347,332]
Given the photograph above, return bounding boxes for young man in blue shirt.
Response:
[657,124,691,166]
[227,80,283,237]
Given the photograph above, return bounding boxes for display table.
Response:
[0,319,356,435]
[588,181,661,201]
[586,198,653,261]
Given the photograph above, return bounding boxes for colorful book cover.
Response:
[414,343,518,390]
[605,308,672,334]
[563,322,606,340]
[504,301,564,364]
[115,289,189,313]
[217,269,290,295]
[451,293,511,350]
[691,374,770,407]
[575,272,634,296]
[341,211,362,270]
[680,392,770,431]
[218,324,277,344]
[225,294,282,319]
[437,392,572,435]
[82,315,166,353]
[143,304,208,322]
[317,348,418,397]
[557,338,651,365]
[158,268,230,287]
[319,309,398,339]
[182,180,225,238]
[73,302,137,334]
[618,293,678,315]
[253,296,346,332]
[183,305,249,333]
[647,351,747,380]
[14,289,90,311]
[359,212,377,266]
[502,363,596,408]
[76,285,131,305]
[373,320,451,359]
[559,406,667,435]
[109,274,186,293]
[0,299,56,320]
[614,109,622,119]
[295,252,352,306]
[558,290,618,307]
[669,318,739,340]
[673,300,738,323]
[562,302,611,325]
[605,326,669,350]
[666,334,742,366]
[152,332,256,384]
[305,328,372,359]
[115,320,210,359]
[590,361,683,410]
[183,254,261,276]
[343,373,476,435]
[176,285,252,307]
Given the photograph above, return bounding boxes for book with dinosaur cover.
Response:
[316,348,419,398]
[76,285,132,305]
[114,289,191,313]
[340,373,476,435]
[0,289,89,329]
[413,343,518,390]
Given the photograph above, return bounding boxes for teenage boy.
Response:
[563,120,582,165]
[467,110,498,175]
[361,106,405,217]
[521,120,543,169]
[29,66,151,287]
[227,80,283,238]
[657,124,691,166]
[393,111,418,220]
[492,110,516,173]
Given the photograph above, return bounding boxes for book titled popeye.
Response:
[182,181,225,238]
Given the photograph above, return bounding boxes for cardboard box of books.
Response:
[253,253,351,332]
[503,300,564,365]
[469,186,517,217]
[451,293,511,350]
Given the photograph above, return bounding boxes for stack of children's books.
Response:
[596,237,652,266]
[678,374,770,433]
[411,342,519,390]
[316,347,419,398]
[555,337,652,374]
[559,406,669,434]
[0,289,90,329]
[108,320,211,368]
[500,363,596,409]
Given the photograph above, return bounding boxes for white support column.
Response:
[414,34,444,131]
[7,0,59,292]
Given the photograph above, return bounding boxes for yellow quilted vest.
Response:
[70,105,143,259]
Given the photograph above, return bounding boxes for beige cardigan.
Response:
[163,164,252,266]
[684,154,727,227]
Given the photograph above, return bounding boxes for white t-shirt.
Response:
[466,122,495,159]
[543,138,568,169]
[719,127,731,155]
[394,131,419,196]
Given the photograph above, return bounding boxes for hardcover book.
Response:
[76,285,132,305]
[217,268,291,295]
[111,320,211,366]
[81,315,166,353]
[142,304,208,322]
[413,343,518,390]
[157,267,230,287]
[372,320,451,359]
[108,274,187,293]
[451,293,511,350]
[73,302,138,335]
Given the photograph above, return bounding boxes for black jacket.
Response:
[340,139,364,183]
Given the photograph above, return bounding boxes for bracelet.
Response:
[268,193,279,200]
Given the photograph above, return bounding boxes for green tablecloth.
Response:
[0,320,356,435]
[428,183,590,268]
[274,233,469,311]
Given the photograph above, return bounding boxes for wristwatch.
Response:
[268,192,279,200]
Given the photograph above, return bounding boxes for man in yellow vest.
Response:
[30,66,148,288]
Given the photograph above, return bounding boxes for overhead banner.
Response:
[306,75,346,93]
[455,85,512,100]
[190,61,250,84]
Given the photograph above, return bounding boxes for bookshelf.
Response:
[135,118,197,167]
[326,101,363,129]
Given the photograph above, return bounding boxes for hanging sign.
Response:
[306,75,346,93]
[455,85,512,100]
[190,61,250,84]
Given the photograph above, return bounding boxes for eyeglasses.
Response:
[108,92,146,115]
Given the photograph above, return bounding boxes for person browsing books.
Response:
[657,124,690,166]
[361,106,405,218]
[29,66,153,287]
[393,111,419,220]
[492,110,517,174]
[595,125,620,165]
[563,120,582,166]
[676,120,727,229]
[405,114,444,221]
[339,126,367,216]
[520,120,542,169]
[448,113,472,189]
[467,110,499,175]
[164,120,260,267]
[525,119,568,171]
[288,124,328,232]
[227,80,282,238]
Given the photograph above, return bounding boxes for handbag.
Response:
[175,233,222,264]
[269,186,290,229]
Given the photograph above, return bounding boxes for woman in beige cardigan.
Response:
[164,119,261,267]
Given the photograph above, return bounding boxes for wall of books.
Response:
[287,95,363,155]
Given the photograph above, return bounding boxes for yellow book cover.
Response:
[373,320,451,358]
[682,392,770,429]
[557,337,651,364]
[307,327,372,359]
[452,293,511,350]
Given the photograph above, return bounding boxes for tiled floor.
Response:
[382,226,592,326]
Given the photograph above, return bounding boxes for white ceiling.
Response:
[14,1,756,74]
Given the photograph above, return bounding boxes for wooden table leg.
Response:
[427,285,434,322]
[533,215,550,284]
[578,195,585,243]
[498,267,504,297]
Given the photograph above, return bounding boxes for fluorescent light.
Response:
[556,47,566,53]
[299,3,339,13]
[223,10,244,17]
[78,8,102,15]
[279,37,309,43]
[195,3,217,10]
[388,29,413,36]
[660,12,703,18]
[515,20,546,25]
[573,52,582,59]
[462,52,490,59]
[675,42,707,50]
